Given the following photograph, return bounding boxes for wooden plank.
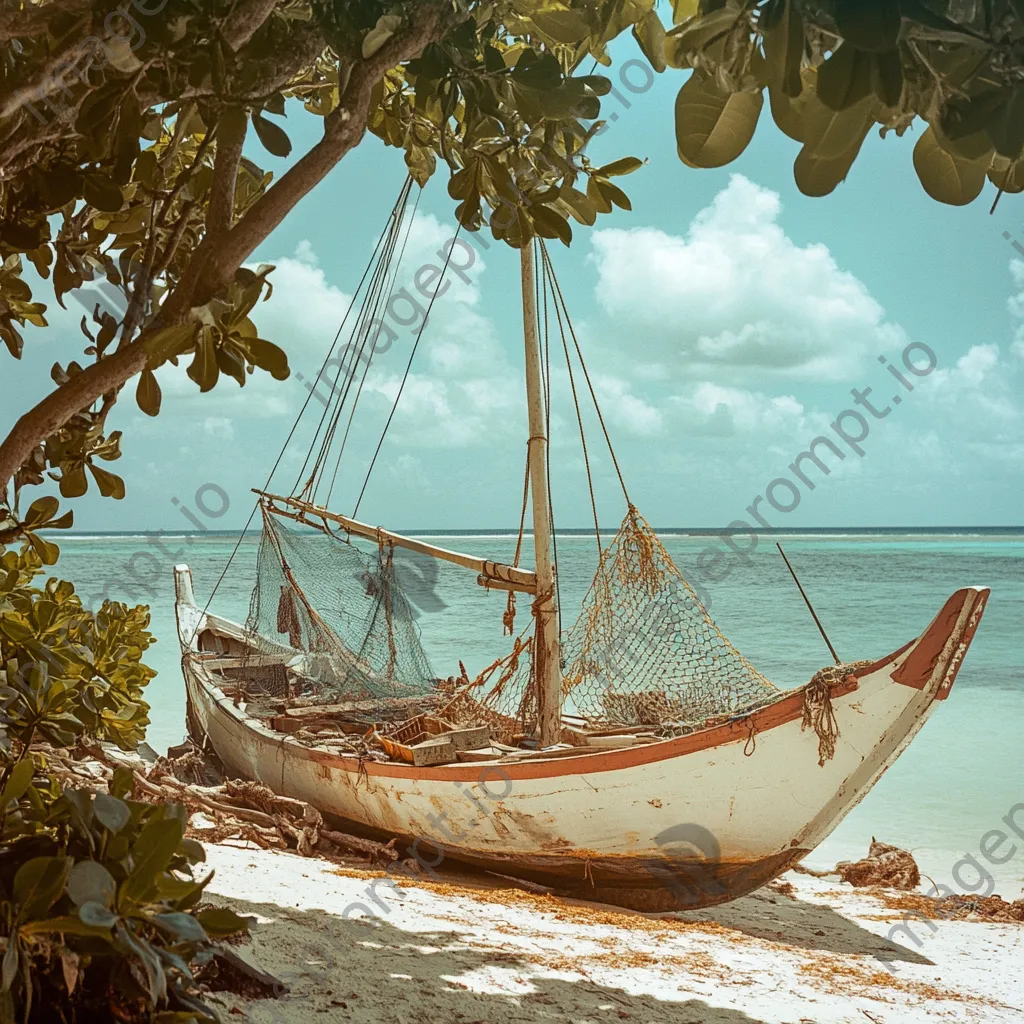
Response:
[255,491,537,592]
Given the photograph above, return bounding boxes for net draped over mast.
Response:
[245,509,436,702]
[443,509,777,738]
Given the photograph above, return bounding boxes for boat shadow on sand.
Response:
[203,882,932,1024]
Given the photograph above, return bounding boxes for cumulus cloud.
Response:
[589,175,904,381]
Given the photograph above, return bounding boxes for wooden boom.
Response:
[255,491,538,594]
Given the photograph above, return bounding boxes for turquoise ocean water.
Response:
[52,528,1024,896]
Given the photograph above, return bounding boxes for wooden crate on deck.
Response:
[374,715,490,765]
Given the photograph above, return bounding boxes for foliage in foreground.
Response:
[1,505,155,754]
[0,761,249,1024]
[0,522,243,1023]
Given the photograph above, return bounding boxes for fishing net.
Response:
[244,508,436,702]
[444,507,779,736]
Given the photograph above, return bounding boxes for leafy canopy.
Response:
[669,0,1024,205]
[0,0,656,539]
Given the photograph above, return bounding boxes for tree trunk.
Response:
[0,3,451,496]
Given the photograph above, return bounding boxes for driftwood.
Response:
[48,739,399,867]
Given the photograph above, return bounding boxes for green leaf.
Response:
[13,857,72,920]
[82,174,124,213]
[136,369,162,417]
[912,126,988,206]
[37,166,82,209]
[833,0,901,53]
[530,205,572,245]
[1,944,17,992]
[110,766,135,801]
[531,8,589,44]
[23,496,58,528]
[48,511,74,530]
[984,86,1024,160]
[27,532,60,565]
[143,324,197,369]
[251,112,292,158]
[816,44,873,112]
[78,901,117,928]
[802,92,875,159]
[245,337,289,380]
[67,861,117,908]
[671,0,699,22]
[178,838,206,864]
[152,912,207,943]
[763,0,804,98]
[122,817,186,904]
[872,49,903,108]
[675,74,763,168]
[195,905,251,937]
[187,328,219,392]
[632,12,667,75]
[768,84,805,142]
[597,179,631,211]
[932,119,993,162]
[93,792,131,833]
[59,462,88,499]
[988,157,1024,194]
[21,915,113,937]
[595,157,644,177]
[559,188,597,226]
[87,463,126,500]
[0,759,35,809]
[793,129,868,196]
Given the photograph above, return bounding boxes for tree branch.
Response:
[0,3,455,495]
[220,0,280,52]
[191,1,453,306]
[0,0,92,42]
[206,109,248,240]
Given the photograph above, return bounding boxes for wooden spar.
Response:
[255,491,538,593]
[521,243,561,747]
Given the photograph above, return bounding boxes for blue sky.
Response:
[4,44,1023,532]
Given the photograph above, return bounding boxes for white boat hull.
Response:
[174,566,988,910]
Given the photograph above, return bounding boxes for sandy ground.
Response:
[197,842,1024,1024]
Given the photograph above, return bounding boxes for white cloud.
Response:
[202,416,235,439]
[589,174,903,381]
[293,239,319,266]
[591,374,664,437]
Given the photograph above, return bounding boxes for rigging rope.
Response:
[539,238,632,509]
[303,178,415,502]
[540,241,603,563]
[324,186,423,506]
[536,238,563,641]
[188,179,415,644]
[352,221,465,517]
[292,177,414,496]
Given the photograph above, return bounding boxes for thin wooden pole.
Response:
[776,543,840,665]
[255,490,537,591]
[521,242,561,747]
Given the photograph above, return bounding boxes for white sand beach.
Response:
[198,842,1024,1024]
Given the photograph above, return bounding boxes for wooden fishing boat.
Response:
[175,567,987,910]
[174,194,990,910]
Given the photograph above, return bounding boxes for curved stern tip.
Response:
[891,585,990,699]
[174,565,196,607]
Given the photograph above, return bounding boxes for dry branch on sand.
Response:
[45,737,399,867]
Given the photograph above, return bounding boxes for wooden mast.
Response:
[521,241,561,747]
